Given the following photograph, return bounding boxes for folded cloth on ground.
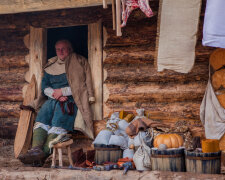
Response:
[126,117,168,138]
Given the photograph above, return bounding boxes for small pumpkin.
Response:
[153,134,184,148]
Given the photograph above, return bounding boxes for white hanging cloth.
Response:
[200,79,225,139]
[157,0,201,73]
[202,0,225,48]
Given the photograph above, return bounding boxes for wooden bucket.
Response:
[94,144,122,165]
[151,148,185,172]
[185,150,221,174]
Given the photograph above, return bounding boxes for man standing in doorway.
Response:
[19,39,95,165]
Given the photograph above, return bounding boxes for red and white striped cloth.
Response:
[121,0,153,27]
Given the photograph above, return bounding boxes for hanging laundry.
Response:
[202,0,225,48]
[157,0,201,73]
[121,0,153,27]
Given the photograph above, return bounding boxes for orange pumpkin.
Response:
[153,134,184,148]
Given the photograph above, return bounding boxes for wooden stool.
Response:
[51,139,73,168]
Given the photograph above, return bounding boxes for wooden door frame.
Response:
[26,21,103,121]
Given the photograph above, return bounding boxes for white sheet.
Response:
[202,0,225,48]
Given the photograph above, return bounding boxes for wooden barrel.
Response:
[185,150,221,174]
[151,148,185,172]
[94,144,122,165]
[222,151,225,167]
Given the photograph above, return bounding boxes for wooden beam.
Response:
[88,20,103,121]
[116,0,122,36]
[103,0,108,8]
[112,0,116,30]
[27,26,47,92]
[0,0,109,15]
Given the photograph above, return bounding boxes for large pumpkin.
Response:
[153,134,184,148]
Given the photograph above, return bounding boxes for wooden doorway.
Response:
[26,21,103,122]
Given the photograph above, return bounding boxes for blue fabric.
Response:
[41,72,69,93]
[35,72,77,131]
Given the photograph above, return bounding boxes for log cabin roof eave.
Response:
[0,0,106,15]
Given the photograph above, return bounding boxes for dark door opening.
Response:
[47,25,88,60]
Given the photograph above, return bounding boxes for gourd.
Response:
[124,114,134,122]
[153,134,184,148]
[119,110,128,119]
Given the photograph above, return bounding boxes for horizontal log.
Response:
[105,47,212,62]
[104,53,210,66]
[104,45,155,64]
[0,29,28,53]
[0,14,29,29]
[0,118,18,139]
[104,61,209,83]
[104,101,201,120]
[0,102,20,118]
[0,84,24,102]
[104,45,211,65]
[29,6,103,28]
[0,29,28,40]
[104,53,154,65]
[104,82,207,103]
[0,54,28,68]
[0,67,28,84]
[0,124,17,139]
[105,17,157,47]
[0,39,28,54]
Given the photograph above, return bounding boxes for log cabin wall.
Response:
[0,0,214,140]
[103,0,215,127]
[0,14,29,139]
